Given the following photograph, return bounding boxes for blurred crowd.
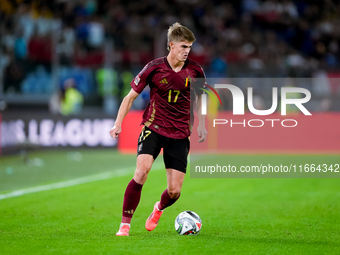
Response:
[0,0,340,110]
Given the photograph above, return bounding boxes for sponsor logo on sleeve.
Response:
[134,75,140,85]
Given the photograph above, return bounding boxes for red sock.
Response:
[121,179,143,224]
[158,189,180,210]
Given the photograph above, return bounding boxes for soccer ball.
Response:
[175,211,202,235]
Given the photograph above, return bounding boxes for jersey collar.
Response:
[164,57,189,71]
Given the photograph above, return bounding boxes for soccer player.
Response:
[110,22,207,236]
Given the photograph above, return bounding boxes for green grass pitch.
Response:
[0,150,339,254]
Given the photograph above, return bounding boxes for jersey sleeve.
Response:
[130,62,154,94]
[192,65,206,96]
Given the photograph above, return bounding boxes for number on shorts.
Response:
[139,129,151,142]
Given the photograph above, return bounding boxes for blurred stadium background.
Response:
[1,1,340,254]
[1,0,340,155]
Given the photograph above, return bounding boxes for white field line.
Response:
[0,168,133,201]
[0,162,163,201]
[0,157,200,201]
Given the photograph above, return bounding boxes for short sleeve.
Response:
[130,63,153,94]
[192,66,206,96]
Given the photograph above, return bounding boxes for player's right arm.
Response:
[110,89,139,140]
[110,60,153,140]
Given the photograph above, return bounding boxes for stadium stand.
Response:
[0,0,339,111]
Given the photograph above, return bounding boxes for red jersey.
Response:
[131,57,205,139]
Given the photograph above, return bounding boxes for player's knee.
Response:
[136,155,153,174]
[168,188,181,199]
[138,161,152,174]
[134,162,152,182]
[134,169,148,184]
[135,168,150,179]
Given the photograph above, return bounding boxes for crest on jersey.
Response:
[134,75,140,85]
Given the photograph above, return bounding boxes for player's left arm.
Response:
[196,93,207,143]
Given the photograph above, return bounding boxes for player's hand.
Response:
[110,125,122,141]
[197,125,207,143]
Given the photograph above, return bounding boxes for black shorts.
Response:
[137,126,190,173]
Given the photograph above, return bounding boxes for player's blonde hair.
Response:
[167,22,196,51]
